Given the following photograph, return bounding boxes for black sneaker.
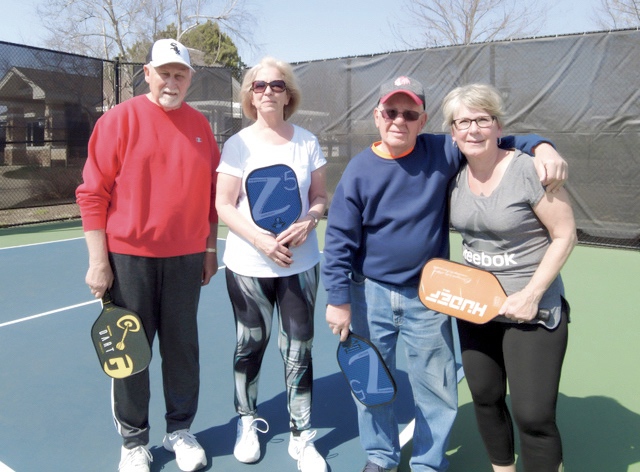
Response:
[361,460,398,472]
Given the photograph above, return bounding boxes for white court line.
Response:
[0,266,230,329]
[0,236,228,328]
[0,462,16,471]
[400,420,415,447]
[0,236,84,251]
[398,364,465,448]
[0,235,228,252]
[0,300,100,328]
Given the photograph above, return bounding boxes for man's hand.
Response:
[201,252,218,286]
[83,229,112,299]
[326,303,351,342]
[532,143,568,192]
[86,261,113,299]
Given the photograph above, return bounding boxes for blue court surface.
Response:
[1,224,639,471]
[0,234,451,472]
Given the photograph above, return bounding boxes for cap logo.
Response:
[170,42,181,56]
[394,76,412,86]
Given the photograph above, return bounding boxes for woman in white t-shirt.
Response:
[215,57,328,472]
[442,83,577,472]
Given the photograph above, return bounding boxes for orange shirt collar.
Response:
[371,141,415,159]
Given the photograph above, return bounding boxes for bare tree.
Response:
[392,0,548,48]
[37,0,256,108]
[38,0,148,60]
[38,0,256,61]
[594,0,640,29]
[176,0,257,49]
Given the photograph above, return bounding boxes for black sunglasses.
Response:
[251,80,287,93]
[378,108,422,122]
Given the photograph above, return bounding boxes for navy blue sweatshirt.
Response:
[321,133,546,306]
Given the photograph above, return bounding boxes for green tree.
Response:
[181,21,247,74]
[129,21,246,78]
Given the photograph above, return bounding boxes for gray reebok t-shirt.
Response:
[450,150,564,329]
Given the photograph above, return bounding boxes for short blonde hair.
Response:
[441,83,505,131]
[240,57,301,121]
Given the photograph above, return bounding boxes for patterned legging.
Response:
[225,264,319,433]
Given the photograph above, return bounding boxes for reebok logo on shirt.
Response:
[463,249,518,268]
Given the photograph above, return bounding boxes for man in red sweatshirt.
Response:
[76,39,220,472]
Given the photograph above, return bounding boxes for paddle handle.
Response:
[101,290,114,306]
[536,309,550,322]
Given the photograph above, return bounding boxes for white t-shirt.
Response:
[217,124,327,277]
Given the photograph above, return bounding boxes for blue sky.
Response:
[2,0,601,65]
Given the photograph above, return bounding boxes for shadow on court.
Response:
[446,393,640,472]
[166,370,415,472]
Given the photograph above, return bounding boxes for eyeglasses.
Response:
[378,108,422,122]
[452,116,495,130]
[251,80,287,93]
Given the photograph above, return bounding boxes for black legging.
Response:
[457,305,568,471]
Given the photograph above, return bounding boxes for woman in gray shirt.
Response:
[442,83,577,472]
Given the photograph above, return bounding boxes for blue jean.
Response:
[350,275,458,471]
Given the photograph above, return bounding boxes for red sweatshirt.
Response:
[76,95,220,257]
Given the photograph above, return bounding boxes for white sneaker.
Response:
[163,429,207,471]
[288,430,328,472]
[118,445,152,472]
[233,415,270,463]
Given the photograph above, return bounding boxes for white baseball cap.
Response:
[147,39,195,72]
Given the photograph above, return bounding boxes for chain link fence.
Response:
[1,30,638,250]
[0,42,103,224]
[0,42,239,226]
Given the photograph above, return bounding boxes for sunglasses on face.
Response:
[378,108,422,122]
[251,80,287,93]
